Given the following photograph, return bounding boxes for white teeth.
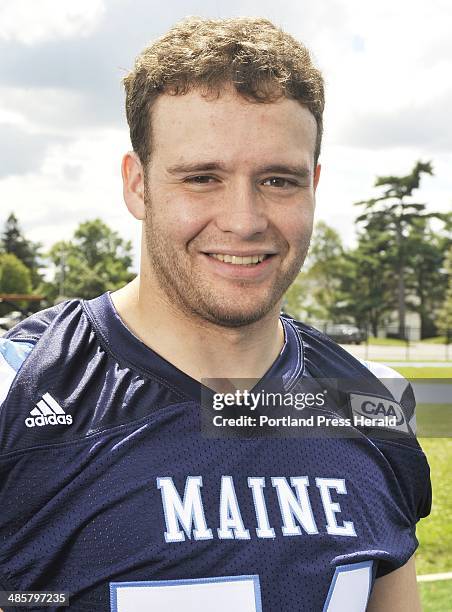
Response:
[209,254,268,265]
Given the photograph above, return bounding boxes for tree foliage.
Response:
[355,161,435,337]
[354,161,451,338]
[437,246,452,337]
[0,253,32,315]
[338,228,397,335]
[44,219,135,301]
[404,218,450,338]
[0,213,42,288]
[284,222,348,322]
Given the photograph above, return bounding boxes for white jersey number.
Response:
[110,562,372,612]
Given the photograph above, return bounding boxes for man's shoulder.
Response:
[285,316,404,377]
[357,359,408,392]
[0,337,36,407]
[283,316,372,375]
[283,315,358,349]
[0,298,86,408]
[4,299,82,342]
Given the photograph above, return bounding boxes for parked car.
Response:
[324,324,367,345]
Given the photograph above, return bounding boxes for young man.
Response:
[0,17,430,611]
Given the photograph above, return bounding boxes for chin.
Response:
[198,299,279,328]
[204,313,267,328]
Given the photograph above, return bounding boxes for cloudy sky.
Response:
[1,0,451,271]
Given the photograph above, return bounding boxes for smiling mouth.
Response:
[207,253,272,265]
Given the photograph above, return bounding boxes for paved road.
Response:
[341,343,452,363]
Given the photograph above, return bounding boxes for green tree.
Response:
[437,246,452,338]
[284,268,310,320]
[0,253,32,315]
[44,219,135,301]
[284,222,348,322]
[354,160,448,338]
[405,218,450,338]
[0,213,42,288]
[341,216,450,338]
[338,227,397,335]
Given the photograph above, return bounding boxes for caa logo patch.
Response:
[349,393,409,433]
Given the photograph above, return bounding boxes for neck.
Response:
[111,276,285,386]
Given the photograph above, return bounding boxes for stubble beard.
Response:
[143,194,311,328]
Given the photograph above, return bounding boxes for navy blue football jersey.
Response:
[0,293,431,611]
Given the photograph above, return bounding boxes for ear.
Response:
[122,151,146,220]
[313,163,321,192]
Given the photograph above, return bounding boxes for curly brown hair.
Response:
[123,16,325,165]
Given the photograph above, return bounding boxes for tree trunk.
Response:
[396,222,406,339]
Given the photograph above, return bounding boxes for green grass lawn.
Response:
[416,405,452,437]
[415,438,452,575]
[416,437,452,610]
[390,365,452,608]
[367,336,408,346]
[367,336,450,347]
[395,367,452,379]
[392,369,451,570]
[420,337,448,345]
[385,360,452,364]
[419,580,452,611]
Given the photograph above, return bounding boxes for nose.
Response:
[215,179,268,238]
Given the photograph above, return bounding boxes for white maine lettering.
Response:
[271,476,318,536]
[315,478,356,536]
[156,476,213,543]
[157,476,356,542]
[248,477,275,538]
[217,475,250,540]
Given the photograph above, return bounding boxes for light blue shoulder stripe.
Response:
[0,338,35,372]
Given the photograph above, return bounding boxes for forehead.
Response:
[150,88,317,167]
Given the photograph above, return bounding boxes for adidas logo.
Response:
[25,393,73,428]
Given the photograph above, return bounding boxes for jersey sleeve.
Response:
[359,360,432,575]
[0,338,35,407]
[359,360,417,432]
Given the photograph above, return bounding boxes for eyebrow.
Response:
[259,164,312,179]
[166,161,311,179]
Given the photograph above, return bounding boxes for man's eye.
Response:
[262,177,297,188]
[186,175,216,184]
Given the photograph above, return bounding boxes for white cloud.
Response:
[0,128,139,267]
[334,89,452,151]
[314,0,452,150]
[0,86,121,135]
[0,0,106,45]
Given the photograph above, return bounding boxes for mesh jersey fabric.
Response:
[0,293,431,611]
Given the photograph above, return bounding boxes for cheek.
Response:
[151,192,213,244]
[277,206,314,248]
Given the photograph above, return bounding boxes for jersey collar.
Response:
[84,292,305,401]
